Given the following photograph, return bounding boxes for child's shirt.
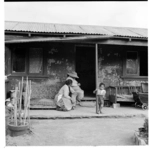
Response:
[94,89,106,96]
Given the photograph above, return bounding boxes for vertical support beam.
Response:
[95,43,99,114]
[5,45,11,99]
[115,87,117,103]
[5,45,11,75]
[95,43,98,88]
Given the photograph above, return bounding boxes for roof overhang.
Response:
[5,35,113,44]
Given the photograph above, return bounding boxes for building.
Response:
[5,21,148,103]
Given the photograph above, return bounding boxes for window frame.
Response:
[124,50,139,76]
[10,47,46,77]
[139,50,148,77]
[28,48,44,76]
[11,47,28,75]
[122,49,148,79]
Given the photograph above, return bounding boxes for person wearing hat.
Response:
[66,71,84,105]
[54,79,76,111]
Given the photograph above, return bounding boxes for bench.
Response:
[138,83,148,104]
[108,86,141,103]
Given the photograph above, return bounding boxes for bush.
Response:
[143,118,148,138]
[139,118,149,144]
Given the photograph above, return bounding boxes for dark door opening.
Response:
[76,46,95,97]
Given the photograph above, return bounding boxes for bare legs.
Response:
[98,95,104,114]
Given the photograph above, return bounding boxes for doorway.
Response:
[76,46,96,98]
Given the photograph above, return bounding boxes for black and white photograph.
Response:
[2,0,149,147]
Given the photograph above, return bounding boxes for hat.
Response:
[67,71,79,78]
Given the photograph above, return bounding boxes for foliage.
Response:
[143,118,148,138]
[139,118,148,144]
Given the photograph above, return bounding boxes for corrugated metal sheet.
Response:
[5,21,18,30]
[5,21,148,38]
[103,26,142,37]
[80,25,114,35]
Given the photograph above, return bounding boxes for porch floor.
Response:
[28,105,147,119]
[25,97,148,119]
[81,96,96,101]
[30,96,96,109]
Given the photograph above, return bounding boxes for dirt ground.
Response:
[5,117,146,146]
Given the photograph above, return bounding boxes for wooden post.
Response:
[14,87,18,126]
[95,43,99,114]
[24,77,28,110]
[19,77,23,124]
[115,87,117,103]
[24,77,28,125]
[20,77,23,111]
[18,81,21,123]
[27,80,30,125]
[28,80,31,129]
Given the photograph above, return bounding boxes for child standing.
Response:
[5,90,16,121]
[5,90,15,109]
[93,83,106,114]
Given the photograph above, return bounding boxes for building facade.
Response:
[5,21,148,102]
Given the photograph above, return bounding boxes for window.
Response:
[123,48,148,78]
[140,50,148,76]
[11,47,44,75]
[29,48,43,74]
[126,51,138,75]
[12,48,26,73]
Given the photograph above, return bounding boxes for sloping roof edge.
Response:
[5,21,148,39]
[5,35,113,44]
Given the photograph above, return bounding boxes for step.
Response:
[81,97,96,101]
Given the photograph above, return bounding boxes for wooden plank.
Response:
[95,44,98,88]
[95,43,99,114]
[81,96,96,101]
[117,98,134,102]
[5,35,112,44]
[97,39,147,46]
[5,37,147,47]
[115,87,117,103]
[5,46,11,75]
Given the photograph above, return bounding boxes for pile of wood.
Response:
[10,77,31,126]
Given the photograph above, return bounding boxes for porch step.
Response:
[81,96,96,101]
[30,105,56,110]
[30,97,97,110]
[30,98,56,110]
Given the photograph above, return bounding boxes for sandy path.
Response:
[6,117,145,146]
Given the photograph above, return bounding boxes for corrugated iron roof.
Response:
[5,21,148,38]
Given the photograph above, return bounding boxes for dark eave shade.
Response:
[5,35,113,44]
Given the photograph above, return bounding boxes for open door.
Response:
[76,46,95,98]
